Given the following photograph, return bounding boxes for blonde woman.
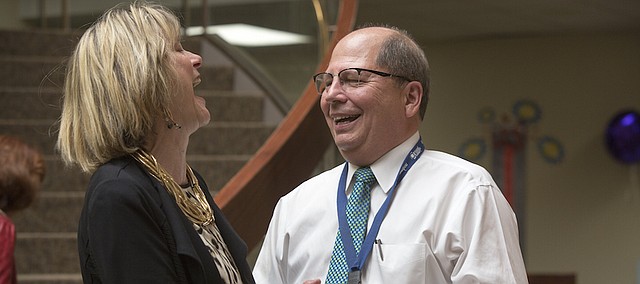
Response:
[56,3,254,283]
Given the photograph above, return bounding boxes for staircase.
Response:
[0,29,276,283]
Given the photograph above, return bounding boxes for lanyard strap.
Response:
[336,138,425,271]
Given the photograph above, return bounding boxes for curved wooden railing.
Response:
[214,0,359,250]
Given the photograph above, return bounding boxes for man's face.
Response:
[319,28,411,166]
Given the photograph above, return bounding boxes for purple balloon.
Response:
[605,110,640,164]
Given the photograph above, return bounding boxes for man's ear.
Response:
[404,81,423,118]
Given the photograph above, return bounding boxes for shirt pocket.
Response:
[365,242,427,284]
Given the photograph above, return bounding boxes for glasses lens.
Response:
[338,69,362,90]
[314,73,332,94]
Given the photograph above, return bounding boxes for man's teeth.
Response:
[334,115,359,123]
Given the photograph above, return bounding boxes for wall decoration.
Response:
[459,99,564,254]
[477,106,496,124]
[458,137,487,162]
[513,99,542,125]
[459,99,565,166]
[605,109,640,165]
[537,136,565,164]
[605,109,640,206]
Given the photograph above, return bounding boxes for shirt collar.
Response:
[347,131,421,194]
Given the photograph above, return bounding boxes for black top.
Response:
[77,156,255,284]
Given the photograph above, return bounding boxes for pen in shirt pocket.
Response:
[375,239,384,261]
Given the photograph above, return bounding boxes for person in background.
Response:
[253,24,528,283]
[56,2,255,283]
[0,135,45,284]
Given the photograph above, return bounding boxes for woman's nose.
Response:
[190,52,202,69]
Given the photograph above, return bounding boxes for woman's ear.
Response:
[404,81,423,118]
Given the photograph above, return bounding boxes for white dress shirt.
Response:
[253,132,528,284]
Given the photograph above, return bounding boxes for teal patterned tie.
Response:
[326,167,376,284]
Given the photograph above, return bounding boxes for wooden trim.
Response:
[214,0,359,250]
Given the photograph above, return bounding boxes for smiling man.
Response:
[253,24,528,284]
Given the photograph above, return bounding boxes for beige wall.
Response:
[421,33,640,284]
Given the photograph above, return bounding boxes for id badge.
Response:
[347,270,361,284]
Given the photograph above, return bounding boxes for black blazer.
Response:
[77,156,255,284]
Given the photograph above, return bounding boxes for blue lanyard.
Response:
[336,138,425,272]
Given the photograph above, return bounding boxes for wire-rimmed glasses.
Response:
[312,67,412,95]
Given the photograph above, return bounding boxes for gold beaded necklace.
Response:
[131,149,214,226]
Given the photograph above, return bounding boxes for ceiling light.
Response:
[185,23,312,47]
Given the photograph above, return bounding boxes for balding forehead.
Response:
[336,29,387,52]
[347,27,397,40]
[328,27,402,69]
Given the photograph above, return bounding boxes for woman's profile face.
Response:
[167,42,210,133]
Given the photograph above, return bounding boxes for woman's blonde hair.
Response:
[57,2,182,172]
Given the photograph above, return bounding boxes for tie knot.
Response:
[354,166,376,185]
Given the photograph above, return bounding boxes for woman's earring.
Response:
[167,121,182,129]
[165,116,182,129]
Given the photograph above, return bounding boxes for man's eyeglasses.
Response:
[312,67,412,95]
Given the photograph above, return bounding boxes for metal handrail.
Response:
[198,33,292,114]
[312,0,330,56]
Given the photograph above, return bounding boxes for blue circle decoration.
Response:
[513,100,542,124]
[537,136,564,164]
[477,107,496,124]
[459,138,486,161]
[605,110,640,164]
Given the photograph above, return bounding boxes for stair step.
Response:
[200,92,265,122]
[13,156,252,233]
[0,121,275,156]
[12,193,83,233]
[0,88,265,122]
[188,155,255,191]
[198,65,234,90]
[0,88,61,120]
[18,274,82,284]
[0,57,234,91]
[0,30,205,61]
[0,29,79,58]
[14,233,79,275]
[188,122,276,155]
[0,59,65,88]
[0,120,56,156]
[40,155,253,193]
[42,158,91,193]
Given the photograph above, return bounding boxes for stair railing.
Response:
[312,0,331,57]
[198,33,292,115]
